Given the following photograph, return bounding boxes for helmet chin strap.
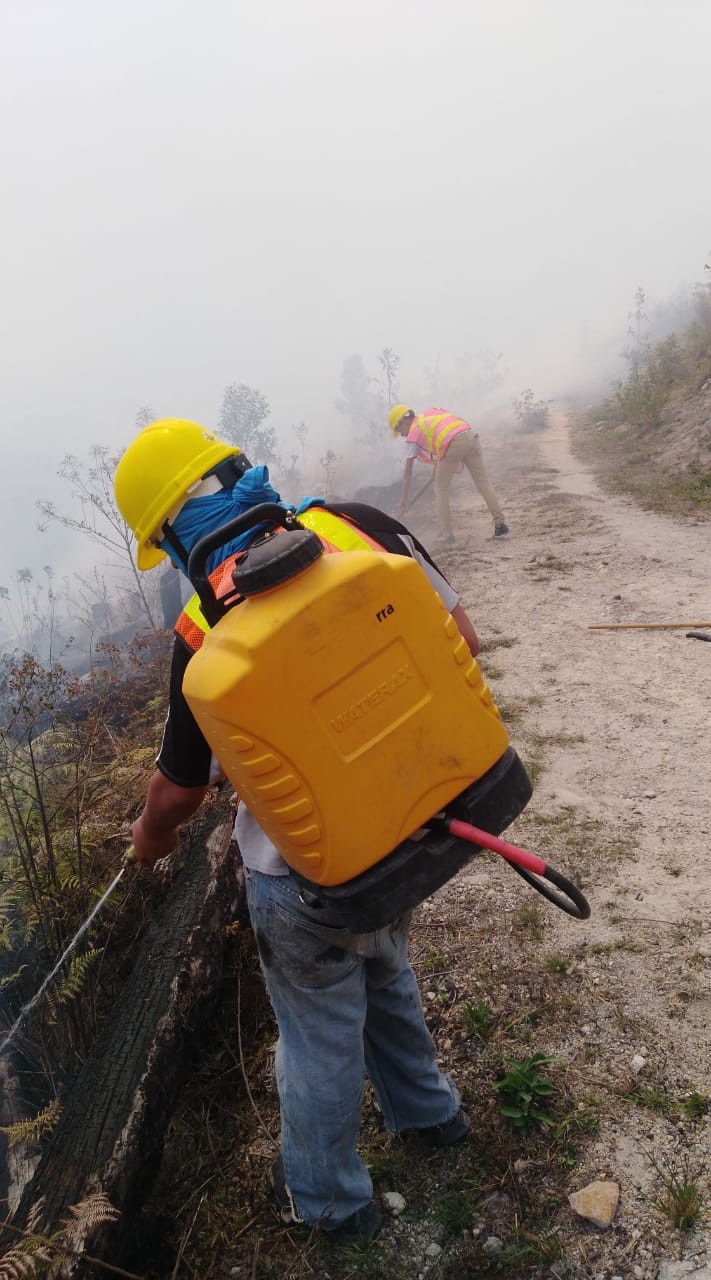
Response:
[159,520,190,571]
[158,476,221,569]
[157,456,254,572]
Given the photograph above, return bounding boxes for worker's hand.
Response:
[131,814,179,868]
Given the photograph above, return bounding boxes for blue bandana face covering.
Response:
[161,465,324,576]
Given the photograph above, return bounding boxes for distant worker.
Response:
[388,405,509,545]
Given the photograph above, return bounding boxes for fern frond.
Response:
[0,887,19,951]
[0,1096,61,1147]
[57,873,80,894]
[0,1244,52,1280]
[0,963,27,992]
[63,1191,119,1232]
[45,990,60,1026]
[48,948,103,1019]
[0,1199,53,1280]
[23,1200,47,1237]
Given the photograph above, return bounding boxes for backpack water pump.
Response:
[183,506,590,930]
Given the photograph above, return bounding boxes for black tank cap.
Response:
[231,529,323,596]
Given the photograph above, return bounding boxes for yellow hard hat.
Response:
[388,404,414,435]
[113,418,242,570]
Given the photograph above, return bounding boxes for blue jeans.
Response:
[244,866,461,1228]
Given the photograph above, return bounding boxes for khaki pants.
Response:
[435,430,504,536]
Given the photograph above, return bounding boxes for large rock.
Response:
[568,1179,620,1228]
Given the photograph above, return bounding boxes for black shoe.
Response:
[327,1202,383,1244]
[271,1154,303,1226]
[413,1107,471,1148]
[271,1155,383,1243]
[493,522,510,537]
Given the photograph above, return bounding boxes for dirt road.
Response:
[399,408,711,1277]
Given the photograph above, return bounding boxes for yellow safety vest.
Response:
[175,508,384,652]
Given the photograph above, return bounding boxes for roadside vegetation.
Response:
[572,278,711,516]
[0,635,171,1099]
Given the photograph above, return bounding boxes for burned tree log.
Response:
[353,481,402,511]
[2,807,244,1276]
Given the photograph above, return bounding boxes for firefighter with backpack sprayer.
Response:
[114,418,482,1246]
[389,404,509,547]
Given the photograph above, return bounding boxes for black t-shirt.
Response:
[156,503,452,788]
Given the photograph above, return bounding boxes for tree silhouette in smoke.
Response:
[219,383,277,463]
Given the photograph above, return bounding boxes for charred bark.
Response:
[1,808,245,1276]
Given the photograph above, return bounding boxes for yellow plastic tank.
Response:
[183,532,509,886]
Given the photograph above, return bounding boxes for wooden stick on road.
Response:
[589,621,711,631]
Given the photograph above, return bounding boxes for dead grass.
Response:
[478,632,520,653]
[523,553,575,578]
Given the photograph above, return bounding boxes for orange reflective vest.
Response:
[406,408,470,462]
[175,507,385,654]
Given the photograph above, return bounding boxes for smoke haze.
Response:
[1,0,710,588]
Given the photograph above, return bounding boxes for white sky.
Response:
[1,0,710,587]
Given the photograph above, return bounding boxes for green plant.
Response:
[544,953,569,975]
[339,1237,387,1276]
[525,758,543,786]
[555,1106,600,1139]
[501,1227,564,1268]
[495,701,525,727]
[676,1090,708,1121]
[0,1095,62,1146]
[553,1104,600,1163]
[462,999,494,1041]
[626,1085,672,1115]
[678,462,711,506]
[644,1149,705,1232]
[361,1136,406,1182]
[514,388,550,433]
[445,920,461,941]
[433,1189,475,1235]
[614,374,666,430]
[514,900,545,941]
[421,947,448,975]
[494,1053,557,1132]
